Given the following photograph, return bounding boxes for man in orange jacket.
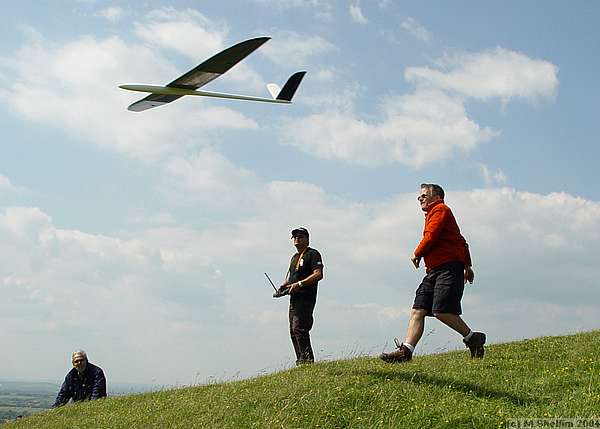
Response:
[380,183,486,363]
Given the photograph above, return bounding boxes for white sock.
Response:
[463,330,473,341]
[403,343,415,353]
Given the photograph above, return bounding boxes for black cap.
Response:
[291,227,309,237]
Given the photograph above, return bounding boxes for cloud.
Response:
[96,6,125,23]
[133,8,265,92]
[1,24,259,163]
[259,30,335,68]
[254,0,327,7]
[400,17,432,42]
[349,4,368,24]
[161,149,261,209]
[2,184,600,383]
[0,175,23,193]
[134,8,226,60]
[277,46,556,166]
[252,0,333,19]
[312,67,338,82]
[406,47,559,103]
[480,164,507,186]
[279,88,497,166]
[0,206,227,382]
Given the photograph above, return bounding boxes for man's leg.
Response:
[434,313,470,337]
[290,299,315,364]
[380,308,427,363]
[431,262,486,358]
[289,304,302,362]
[404,308,428,347]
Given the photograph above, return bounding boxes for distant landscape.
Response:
[0,381,57,423]
[0,380,158,424]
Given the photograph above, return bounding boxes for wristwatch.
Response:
[298,281,303,288]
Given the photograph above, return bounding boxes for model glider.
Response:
[119,37,306,112]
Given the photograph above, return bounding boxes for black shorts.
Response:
[412,261,465,316]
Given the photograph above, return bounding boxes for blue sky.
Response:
[1,1,599,386]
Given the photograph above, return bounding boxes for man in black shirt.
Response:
[53,350,107,407]
[277,227,324,364]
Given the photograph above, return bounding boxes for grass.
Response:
[4,331,599,428]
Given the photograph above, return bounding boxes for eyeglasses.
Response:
[292,235,307,239]
[417,194,429,201]
[73,359,85,364]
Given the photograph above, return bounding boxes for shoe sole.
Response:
[379,355,412,364]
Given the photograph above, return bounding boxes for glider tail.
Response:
[267,71,307,102]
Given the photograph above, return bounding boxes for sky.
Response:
[1,1,599,387]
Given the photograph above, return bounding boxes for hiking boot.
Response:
[463,332,486,358]
[380,338,413,363]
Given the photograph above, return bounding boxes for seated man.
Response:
[53,350,107,407]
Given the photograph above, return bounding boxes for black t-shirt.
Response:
[288,247,323,301]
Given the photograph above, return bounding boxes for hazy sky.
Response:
[1,1,599,386]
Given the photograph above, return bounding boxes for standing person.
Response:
[53,350,107,407]
[380,184,486,363]
[276,227,324,365]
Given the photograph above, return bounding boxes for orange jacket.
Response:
[414,200,472,272]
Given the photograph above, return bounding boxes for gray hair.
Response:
[72,350,87,360]
[420,183,445,200]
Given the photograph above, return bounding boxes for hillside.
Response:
[4,331,599,429]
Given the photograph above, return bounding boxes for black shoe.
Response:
[463,332,486,358]
[380,339,413,363]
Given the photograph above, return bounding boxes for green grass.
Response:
[5,331,599,428]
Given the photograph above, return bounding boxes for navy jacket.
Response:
[53,361,107,407]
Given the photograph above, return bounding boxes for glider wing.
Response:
[127,37,270,112]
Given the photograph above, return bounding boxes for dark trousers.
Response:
[289,298,316,363]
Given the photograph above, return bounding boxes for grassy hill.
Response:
[5,331,599,429]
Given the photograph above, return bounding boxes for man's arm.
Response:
[464,243,474,284]
[90,368,107,400]
[287,268,323,295]
[413,205,449,260]
[52,377,72,408]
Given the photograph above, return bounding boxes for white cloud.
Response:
[161,149,261,209]
[400,17,432,42]
[0,206,227,383]
[349,4,368,24]
[406,47,559,103]
[96,6,124,23]
[134,8,226,60]
[279,88,497,166]
[278,46,556,166]
[301,80,364,111]
[259,31,335,68]
[0,175,23,193]
[1,27,259,163]
[252,0,333,19]
[2,184,600,383]
[254,0,326,6]
[480,164,507,186]
[133,8,265,92]
[312,67,337,81]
